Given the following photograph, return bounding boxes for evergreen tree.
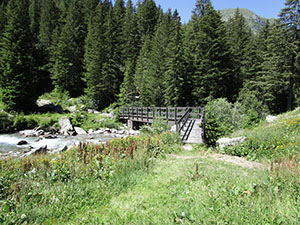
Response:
[0,1,7,40]
[258,22,293,113]
[163,10,185,106]
[113,0,126,66]
[29,0,41,43]
[119,0,140,105]
[39,0,59,52]
[100,6,123,107]
[134,35,153,106]
[143,11,172,106]
[0,0,38,111]
[279,0,300,110]
[83,2,106,109]
[185,0,233,105]
[227,9,253,101]
[50,0,86,97]
[137,0,159,38]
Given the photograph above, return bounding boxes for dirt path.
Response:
[170,149,266,170]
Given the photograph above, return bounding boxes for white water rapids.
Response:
[0,133,114,153]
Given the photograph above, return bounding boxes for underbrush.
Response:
[222,113,300,160]
[0,132,180,224]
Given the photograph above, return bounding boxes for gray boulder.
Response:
[17,140,28,145]
[67,106,77,113]
[59,117,75,135]
[33,145,48,155]
[266,115,278,123]
[53,105,64,114]
[74,127,87,135]
[216,136,247,150]
[36,99,52,107]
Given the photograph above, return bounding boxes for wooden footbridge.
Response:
[119,107,205,143]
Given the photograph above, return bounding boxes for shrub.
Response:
[0,111,13,131]
[140,119,171,135]
[38,89,71,109]
[204,98,245,147]
[238,90,269,127]
[13,113,38,130]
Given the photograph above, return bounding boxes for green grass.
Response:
[1,107,300,224]
[68,152,300,224]
[220,108,300,161]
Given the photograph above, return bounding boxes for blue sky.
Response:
[131,0,286,23]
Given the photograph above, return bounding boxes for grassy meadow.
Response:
[0,108,300,224]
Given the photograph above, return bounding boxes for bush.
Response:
[238,89,268,127]
[38,89,71,109]
[0,111,13,131]
[140,119,171,135]
[204,98,245,147]
[13,113,38,130]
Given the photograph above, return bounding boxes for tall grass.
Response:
[0,133,180,224]
[221,110,300,160]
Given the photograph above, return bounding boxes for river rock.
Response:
[33,145,48,155]
[53,105,64,114]
[17,140,28,145]
[20,129,38,137]
[59,117,75,135]
[94,129,105,134]
[88,129,94,135]
[216,136,247,150]
[74,127,87,135]
[45,126,59,134]
[67,106,77,113]
[37,99,53,107]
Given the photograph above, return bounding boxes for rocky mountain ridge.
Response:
[220,8,276,34]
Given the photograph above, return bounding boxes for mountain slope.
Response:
[220,8,276,34]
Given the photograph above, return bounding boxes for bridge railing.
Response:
[119,107,204,129]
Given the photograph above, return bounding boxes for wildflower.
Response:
[21,214,26,219]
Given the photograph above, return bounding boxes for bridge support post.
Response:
[127,119,133,130]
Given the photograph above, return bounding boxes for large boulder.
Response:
[37,99,55,112]
[216,136,247,150]
[74,127,87,135]
[36,99,53,108]
[37,99,63,114]
[59,117,75,135]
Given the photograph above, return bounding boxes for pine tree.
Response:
[0,1,7,40]
[137,0,159,39]
[83,2,106,109]
[143,11,172,106]
[29,0,41,43]
[226,9,253,101]
[185,0,233,105]
[258,22,293,113]
[119,0,140,105]
[39,0,59,52]
[113,0,126,66]
[163,10,185,106]
[100,6,123,108]
[84,3,122,109]
[134,35,153,106]
[0,0,38,111]
[279,0,300,110]
[50,0,86,97]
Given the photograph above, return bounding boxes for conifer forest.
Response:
[0,0,299,114]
